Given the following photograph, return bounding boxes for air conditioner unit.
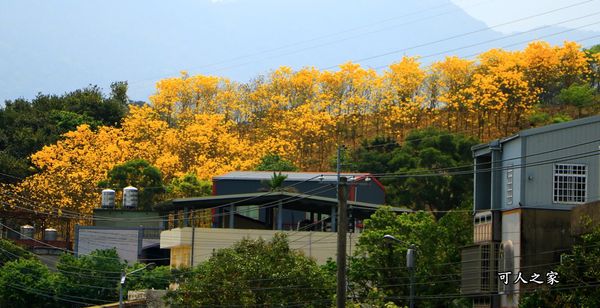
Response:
[461,241,500,295]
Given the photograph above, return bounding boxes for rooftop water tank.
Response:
[43,228,58,241]
[101,189,116,208]
[20,225,34,240]
[123,186,138,209]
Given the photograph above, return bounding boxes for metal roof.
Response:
[155,192,409,219]
[213,171,372,182]
[519,114,600,137]
[471,115,600,152]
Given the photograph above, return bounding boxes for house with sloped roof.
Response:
[157,171,399,267]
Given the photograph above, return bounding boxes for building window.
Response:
[473,213,492,243]
[553,164,587,204]
[506,165,513,205]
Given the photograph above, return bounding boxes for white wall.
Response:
[76,228,140,265]
[161,227,357,265]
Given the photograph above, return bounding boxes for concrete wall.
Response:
[161,227,357,266]
[520,209,572,295]
[76,226,161,264]
[76,227,140,264]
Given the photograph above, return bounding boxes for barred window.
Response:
[553,164,587,204]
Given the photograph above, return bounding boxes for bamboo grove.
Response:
[4,41,600,218]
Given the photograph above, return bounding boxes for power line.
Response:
[0,186,340,262]
[126,0,495,88]
[0,181,338,225]
[463,30,600,60]
[369,140,600,178]
[184,0,595,77]
[7,135,600,217]
[0,173,331,223]
[325,0,597,69]
[355,136,600,178]
[2,137,598,223]
[402,15,600,66]
[6,282,97,306]
[5,223,600,301]
[126,0,594,91]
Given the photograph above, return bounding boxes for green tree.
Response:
[166,173,211,198]
[351,129,478,215]
[110,81,129,107]
[54,248,125,306]
[0,84,130,182]
[348,206,472,308]
[558,83,597,116]
[0,151,32,182]
[255,153,299,171]
[350,137,400,174]
[98,159,165,209]
[0,239,34,266]
[166,234,334,307]
[123,264,174,293]
[0,258,59,308]
[58,84,128,126]
[49,110,103,132]
[527,111,573,127]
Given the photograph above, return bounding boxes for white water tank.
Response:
[101,189,116,208]
[44,228,58,241]
[20,225,34,239]
[123,186,139,209]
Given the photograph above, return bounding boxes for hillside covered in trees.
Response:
[1,41,599,220]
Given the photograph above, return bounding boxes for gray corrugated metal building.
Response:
[463,115,600,308]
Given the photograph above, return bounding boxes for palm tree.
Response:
[259,172,299,230]
[259,172,298,193]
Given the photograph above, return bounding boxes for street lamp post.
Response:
[383,235,416,308]
[119,263,155,308]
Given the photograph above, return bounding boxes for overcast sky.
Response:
[1,0,598,104]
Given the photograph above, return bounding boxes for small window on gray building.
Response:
[553,164,587,204]
[506,165,513,205]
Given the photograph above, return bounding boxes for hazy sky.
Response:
[1,0,598,104]
[451,0,600,33]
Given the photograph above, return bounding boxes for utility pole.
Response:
[119,270,125,308]
[336,176,348,308]
[190,209,195,266]
[119,263,155,308]
[384,235,417,308]
[407,244,416,308]
[332,145,342,232]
